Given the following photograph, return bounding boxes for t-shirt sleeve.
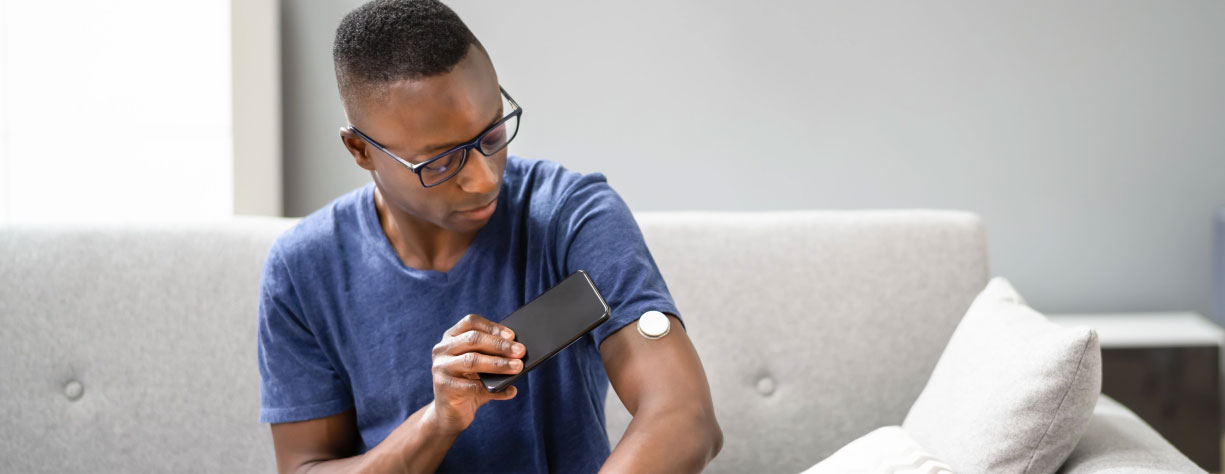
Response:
[256,245,354,424]
[552,174,682,349]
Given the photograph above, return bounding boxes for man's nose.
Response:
[455,150,498,194]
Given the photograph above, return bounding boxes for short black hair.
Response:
[333,0,483,114]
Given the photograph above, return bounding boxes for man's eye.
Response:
[481,130,505,148]
[425,154,456,172]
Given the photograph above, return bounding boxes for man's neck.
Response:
[373,187,477,272]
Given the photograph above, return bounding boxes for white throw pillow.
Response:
[800,426,953,474]
[902,277,1101,474]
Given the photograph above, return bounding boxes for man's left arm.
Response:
[547,173,721,471]
[598,313,723,473]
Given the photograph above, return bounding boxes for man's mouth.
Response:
[457,196,498,218]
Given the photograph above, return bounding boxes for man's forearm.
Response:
[600,407,723,473]
[298,403,460,474]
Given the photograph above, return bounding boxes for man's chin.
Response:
[449,197,498,229]
[445,214,493,234]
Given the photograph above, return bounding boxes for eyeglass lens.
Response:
[419,148,467,186]
[420,96,520,186]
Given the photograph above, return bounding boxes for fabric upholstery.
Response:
[902,277,1102,474]
[0,218,294,473]
[1057,395,1207,474]
[801,426,952,474]
[605,210,990,473]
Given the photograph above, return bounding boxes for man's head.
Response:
[334,0,507,234]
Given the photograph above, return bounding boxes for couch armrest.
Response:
[1057,394,1207,474]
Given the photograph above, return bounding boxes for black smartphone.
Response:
[478,270,611,393]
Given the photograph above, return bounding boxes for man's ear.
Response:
[339,127,378,171]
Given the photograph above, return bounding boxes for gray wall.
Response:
[281,1,1225,318]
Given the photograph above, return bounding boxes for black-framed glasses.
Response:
[348,86,522,188]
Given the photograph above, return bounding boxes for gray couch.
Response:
[0,211,1206,473]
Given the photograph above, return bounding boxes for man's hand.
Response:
[429,313,525,433]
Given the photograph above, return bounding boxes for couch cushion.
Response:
[606,210,990,473]
[801,426,953,474]
[903,277,1101,474]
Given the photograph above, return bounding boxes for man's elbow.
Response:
[700,412,724,463]
[674,406,723,467]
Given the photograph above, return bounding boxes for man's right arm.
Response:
[271,402,459,474]
[269,314,524,474]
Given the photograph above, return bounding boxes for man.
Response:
[256,1,722,473]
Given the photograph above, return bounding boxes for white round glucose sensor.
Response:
[637,311,670,339]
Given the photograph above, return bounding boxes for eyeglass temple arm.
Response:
[348,125,424,171]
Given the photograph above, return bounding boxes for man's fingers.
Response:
[487,385,518,400]
[442,352,523,376]
[446,313,515,340]
[448,330,525,358]
[445,313,495,336]
[437,375,485,394]
[436,374,518,399]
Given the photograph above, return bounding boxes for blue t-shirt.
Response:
[256,156,680,473]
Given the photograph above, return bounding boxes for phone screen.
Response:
[478,270,610,392]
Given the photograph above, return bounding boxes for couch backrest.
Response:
[0,218,294,474]
[606,210,989,473]
[0,210,987,473]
